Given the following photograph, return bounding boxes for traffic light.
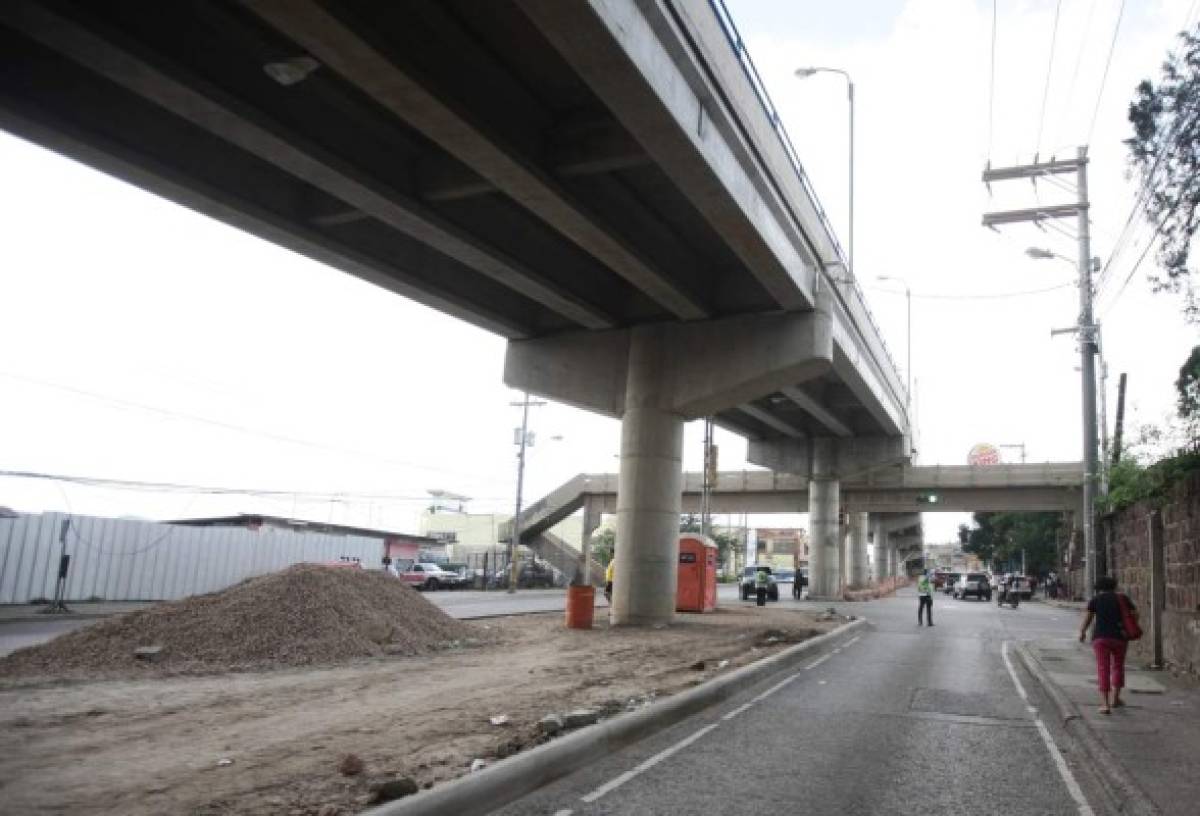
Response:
[916,493,940,505]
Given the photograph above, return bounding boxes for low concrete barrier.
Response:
[363,617,868,816]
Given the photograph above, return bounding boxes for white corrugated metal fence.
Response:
[0,513,384,603]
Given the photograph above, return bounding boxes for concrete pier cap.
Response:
[503,310,834,625]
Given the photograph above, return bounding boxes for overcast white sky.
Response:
[1,0,1197,543]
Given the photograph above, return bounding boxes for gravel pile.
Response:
[0,564,476,677]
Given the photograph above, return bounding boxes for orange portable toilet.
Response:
[676,534,719,613]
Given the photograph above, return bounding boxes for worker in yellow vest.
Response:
[605,557,615,604]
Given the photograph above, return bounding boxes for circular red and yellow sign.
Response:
[967,443,1001,466]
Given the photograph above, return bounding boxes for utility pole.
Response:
[1097,327,1111,495]
[701,418,716,539]
[999,443,1027,463]
[983,146,1100,599]
[508,394,546,593]
[1112,373,1128,465]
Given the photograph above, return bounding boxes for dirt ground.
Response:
[0,606,838,815]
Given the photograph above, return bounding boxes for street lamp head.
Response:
[794,67,820,78]
[1025,247,1054,259]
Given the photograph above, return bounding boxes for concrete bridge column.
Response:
[580,496,604,585]
[612,328,683,626]
[872,517,888,583]
[808,438,840,598]
[847,512,869,588]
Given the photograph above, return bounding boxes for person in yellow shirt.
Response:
[605,558,615,604]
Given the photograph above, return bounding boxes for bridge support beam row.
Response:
[847,512,869,588]
[872,517,888,582]
[808,439,840,598]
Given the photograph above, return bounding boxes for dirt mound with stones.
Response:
[0,565,477,678]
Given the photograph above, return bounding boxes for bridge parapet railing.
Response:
[702,0,907,418]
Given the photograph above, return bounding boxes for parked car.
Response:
[774,568,796,590]
[740,565,780,601]
[399,562,464,591]
[440,562,477,588]
[941,572,961,594]
[953,572,992,601]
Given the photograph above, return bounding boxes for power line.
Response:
[870,281,1074,301]
[1036,0,1064,156]
[1100,169,1200,316]
[1096,0,1200,290]
[1098,231,1158,317]
[1096,99,1200,296]
[987,0,999,164]
[1085,0,1127,145]
[1057,0,1098,150]
[0,370,509,482]
[0,467,511,503]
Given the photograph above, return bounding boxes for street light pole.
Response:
[795,66,854,274]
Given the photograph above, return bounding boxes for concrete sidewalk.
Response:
[1023,636,1200,816]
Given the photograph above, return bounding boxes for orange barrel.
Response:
[565,584,595,629]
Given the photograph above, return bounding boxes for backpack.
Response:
[1118,593,1142,641]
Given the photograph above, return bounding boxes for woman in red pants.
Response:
[1079,576,1138,714]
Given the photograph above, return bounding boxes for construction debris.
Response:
[0,565,475,677]
[562,709,599,729]
[371,778,418,804]
[337,754,364,777]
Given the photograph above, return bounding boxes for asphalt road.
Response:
[495,588,1105,816]
[0,588,608,656]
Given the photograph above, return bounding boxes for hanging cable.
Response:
[987,0,998,165]
[869,281,1074,301]
[1057,0,1098,149]
[0,370,510,482]
[1085,0,1127,145]
[0,467,508,503]
[1036,0,1064,155]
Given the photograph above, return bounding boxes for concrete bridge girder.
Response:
[585,485,1079,516]
[504,309,833,421]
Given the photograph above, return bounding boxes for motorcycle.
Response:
[997,584,1019,609]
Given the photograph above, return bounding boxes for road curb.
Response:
[1015,643,1160,816]
[362,616,868,816]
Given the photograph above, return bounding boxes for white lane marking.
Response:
[1035,718,1094,815]
[751,671,801,702]
[721,702,754,721]
[582,642,848,805]
[1001,641,1029,702]
[1002,641,1094,816]
[805,653,832,670]
[580,723,720,803]
[552,810,572,816]
[843,635,862,648]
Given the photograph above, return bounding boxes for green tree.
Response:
[1176,345,1200,440]
[591,527,615,566]
[593,518,741,568]
[961,512,1063,575]
[1126,25,1200,321]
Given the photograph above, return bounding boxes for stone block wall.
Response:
[1108,472,1200,672]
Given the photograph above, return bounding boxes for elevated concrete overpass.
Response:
[509,462,1083,588]
[0,0,910,619]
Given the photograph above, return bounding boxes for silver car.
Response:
[953,572,992,601]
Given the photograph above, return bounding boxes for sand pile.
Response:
[0,564,476,677]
